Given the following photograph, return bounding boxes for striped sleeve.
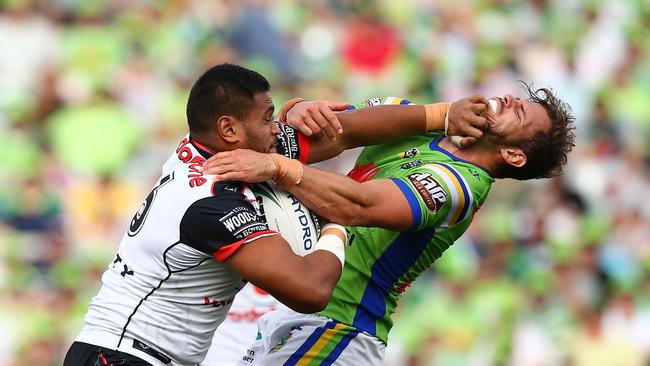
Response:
[347,97,415,110]
[391,163,475,231]
[275,122,310,163]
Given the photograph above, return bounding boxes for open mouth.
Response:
[488,99,499,113]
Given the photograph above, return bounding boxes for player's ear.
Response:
[216,116,240,143]
[501,147,526,168]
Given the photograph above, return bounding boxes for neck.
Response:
[191,134,230,156]
[438,137,499,176]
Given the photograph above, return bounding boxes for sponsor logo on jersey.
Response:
[361,97,384,107]
[203,296,235,308]
[400,159,424,170]
[220,207,267,238]
[275,123,301,160]
[407,172,447,212]
[467,167,481,180]
[175,137,208,187]
[288,194,313,251]
[227,307,276,322]
[223,184,239,193]
[269,329,296,353]
[400,147,419,159]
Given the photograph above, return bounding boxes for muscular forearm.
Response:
[286,165,374,228]
[337,105,429,148]
[308,104,447,163]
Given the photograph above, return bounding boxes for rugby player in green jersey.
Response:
[204,85,575,366]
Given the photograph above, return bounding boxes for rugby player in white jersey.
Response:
[63,64,349,366]
[64,63,489,366]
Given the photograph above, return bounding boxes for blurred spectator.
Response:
[568,305,645,366]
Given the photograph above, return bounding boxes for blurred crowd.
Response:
[1,0,649,365]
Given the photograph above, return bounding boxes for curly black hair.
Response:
[496,82,576,180]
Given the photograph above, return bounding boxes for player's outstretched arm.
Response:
[287,166,414,231]
[226,225,346,314]
[285,96,491,163]
[204,151,414,231]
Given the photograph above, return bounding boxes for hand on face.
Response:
[284,100,350,140]
[446,95,494,147]
[202,149,277,183]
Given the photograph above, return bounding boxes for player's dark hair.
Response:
[497,83,576,180]
[186,63,270,135]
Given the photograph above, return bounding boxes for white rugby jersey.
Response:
[77,123,315,366]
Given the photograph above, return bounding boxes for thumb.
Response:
[326,102,351,111]
[459,136,477,147]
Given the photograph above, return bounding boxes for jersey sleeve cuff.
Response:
[390,178,422,231]
[213,230,279,261]
[297,132,311,163]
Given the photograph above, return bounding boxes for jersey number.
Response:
[128,172,175,237]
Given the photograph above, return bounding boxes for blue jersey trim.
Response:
[390,178,421,231]
[351,229,436,336]
[429,137,494,178]
[438,162,471,222]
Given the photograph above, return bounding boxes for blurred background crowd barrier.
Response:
[1,0,649,365]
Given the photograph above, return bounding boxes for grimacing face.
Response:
[485,93,552,146]
[240,92,280,154]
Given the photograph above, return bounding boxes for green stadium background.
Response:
[1,0,650,365]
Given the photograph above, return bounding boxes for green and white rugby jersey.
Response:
[319,97,495,343]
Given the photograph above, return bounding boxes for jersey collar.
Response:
[429,137,494,178]
[188,135,215,159]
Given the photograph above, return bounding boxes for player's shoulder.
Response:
[182,180,263,232]
[166,160,215,193]
[404,162,492,197]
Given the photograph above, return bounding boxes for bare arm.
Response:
[284,96,491,163]
[286,166,414,231]
[226,234,342,313]
[203,151,414,231]
[306,104,428,163]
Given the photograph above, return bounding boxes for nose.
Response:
[503,94,519,109]
[271,122,281,136]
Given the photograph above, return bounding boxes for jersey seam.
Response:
[117,241,210,348]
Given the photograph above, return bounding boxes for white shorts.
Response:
[200,284,285,366]
[237,309,385,366]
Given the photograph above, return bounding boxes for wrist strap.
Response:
[270,153,304,188]
[278,98,305,122]
[424,102,451,132]
[314,223,347,267]
[444,102,453,136]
